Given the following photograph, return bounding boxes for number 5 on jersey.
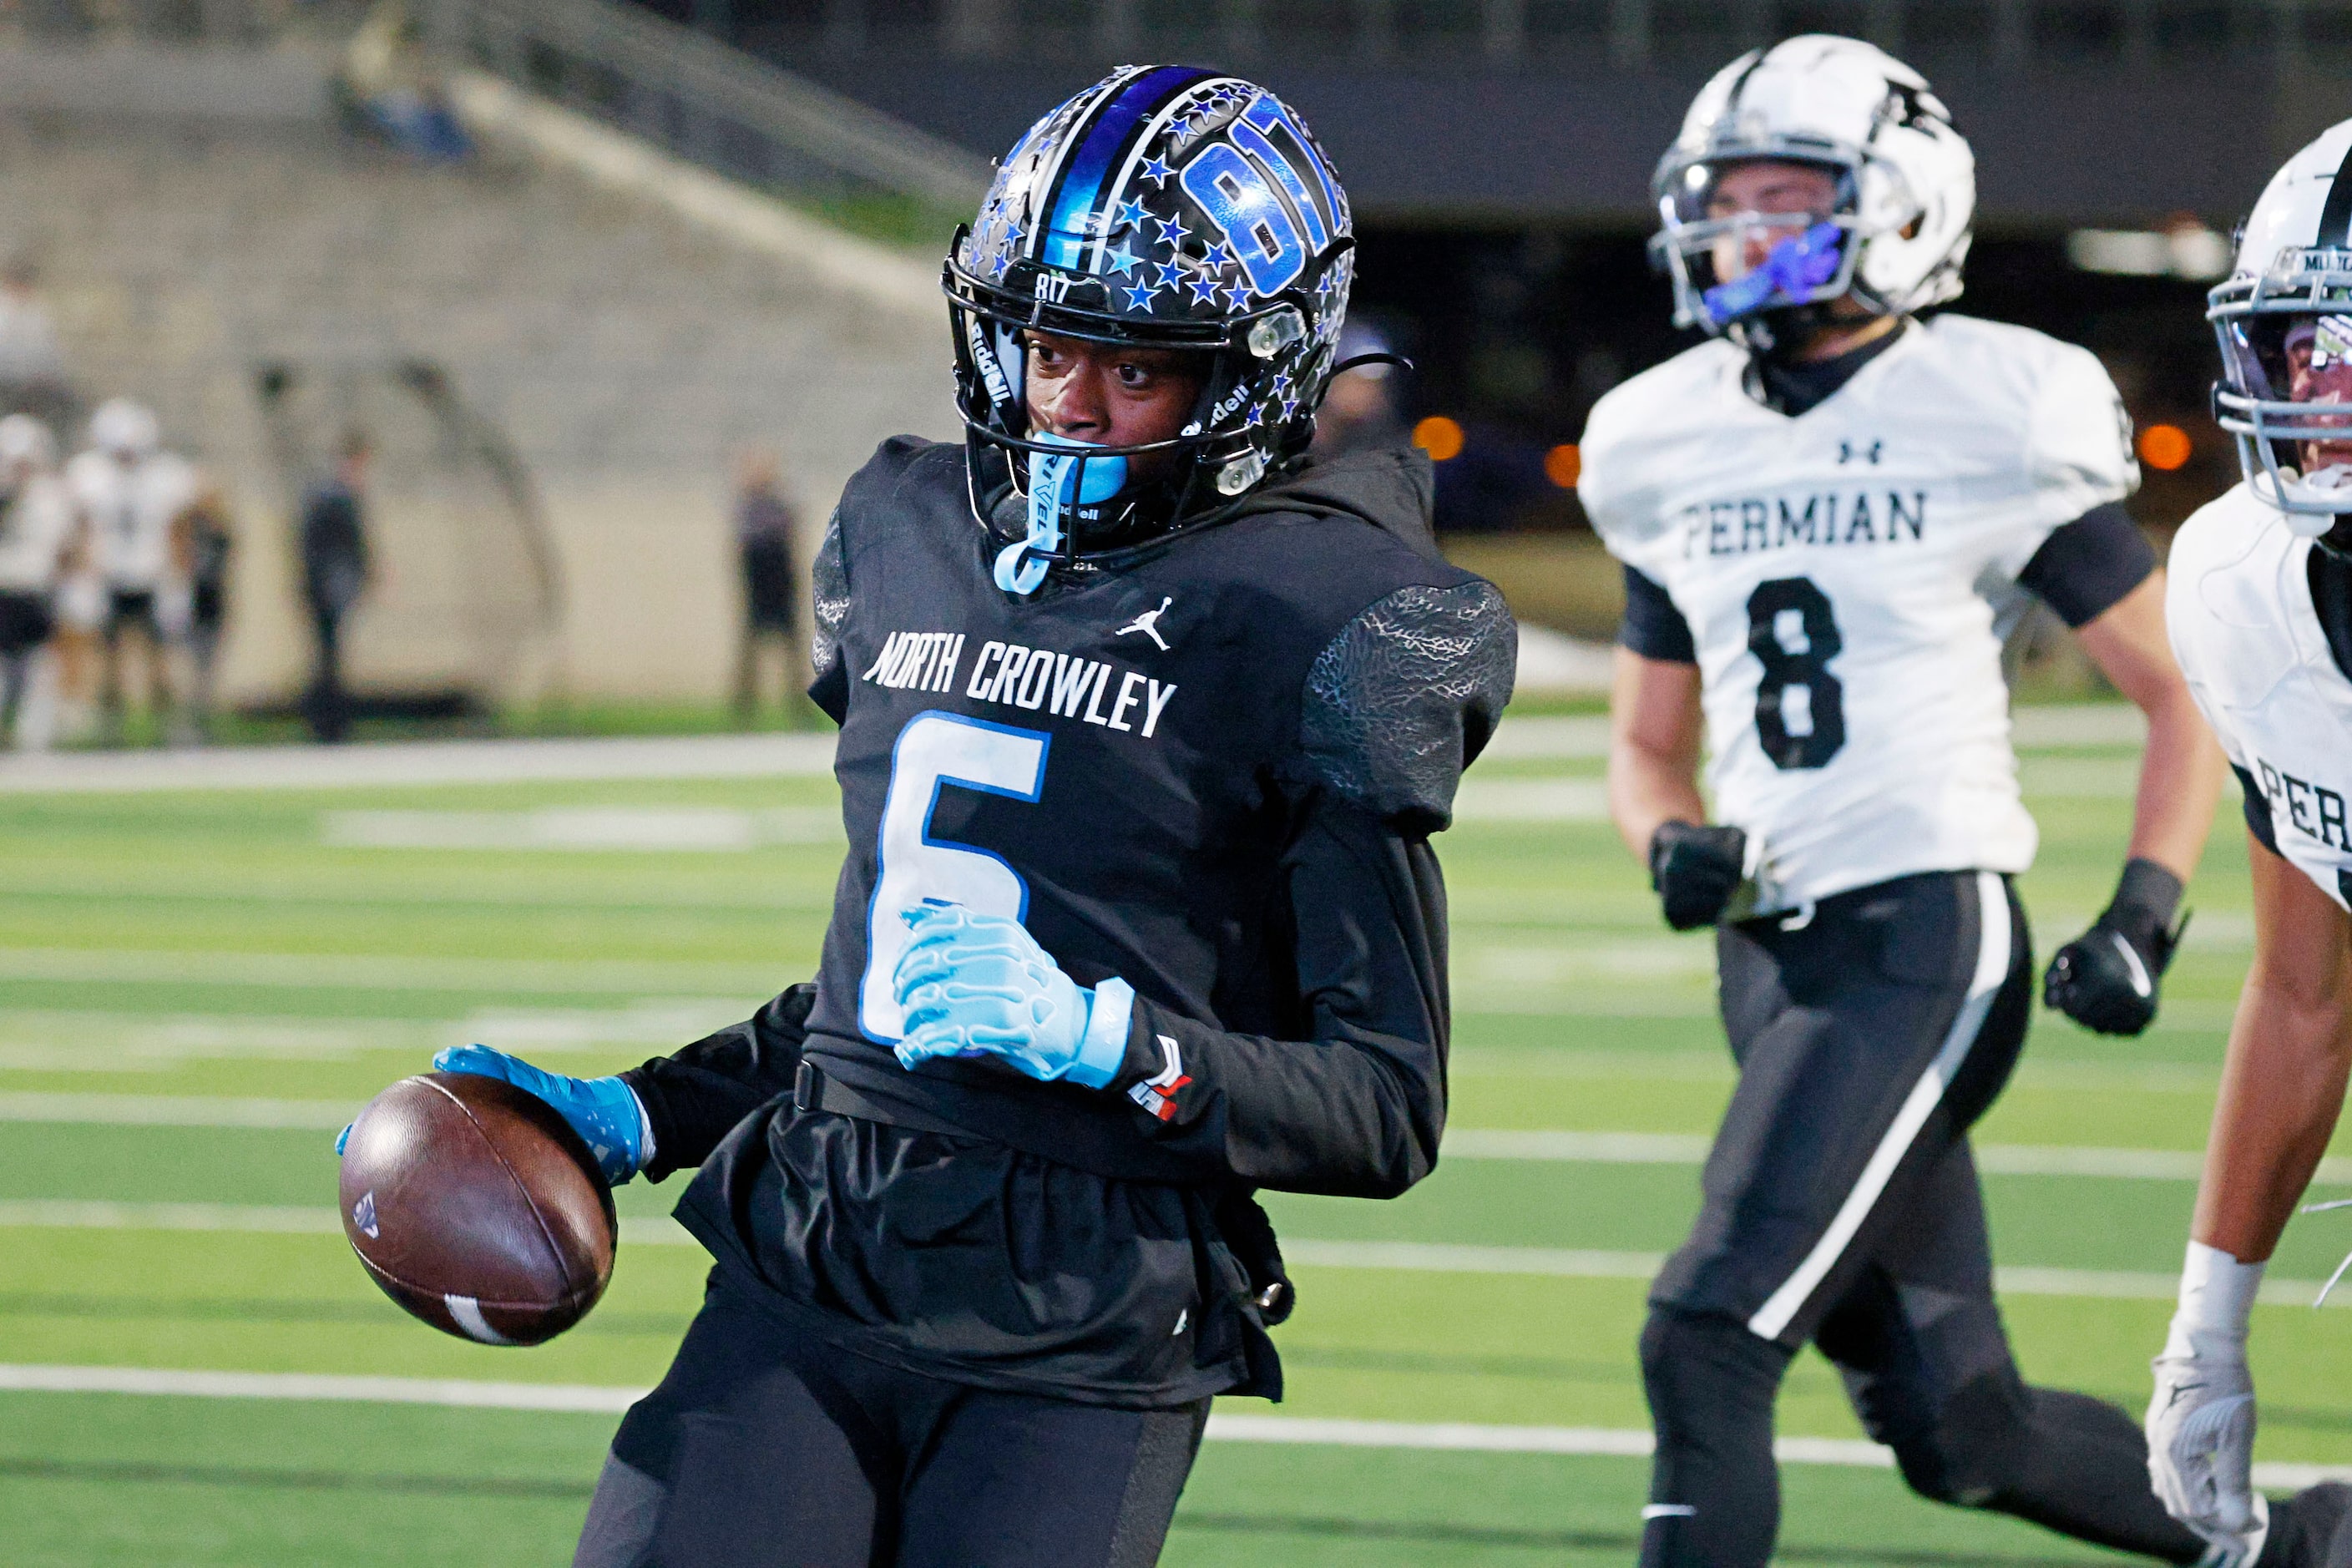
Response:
[861,711,1051,1042]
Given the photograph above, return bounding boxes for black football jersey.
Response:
[645,438,1515,1403]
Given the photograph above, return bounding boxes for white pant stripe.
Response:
[1745,871,2011,1342]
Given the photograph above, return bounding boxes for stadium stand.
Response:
[0,13,964,710]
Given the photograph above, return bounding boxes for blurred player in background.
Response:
[730,446,800,727]
[300,430,371,744]
[174,476,232,744]
[0,413,70,748]
[2146,119,2352,1565]
[345,67,1512,1566]
[1309,321,1409,458]
[65,397,195,744]
[1581,34,2340,1566]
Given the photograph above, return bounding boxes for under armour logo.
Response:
[1838,439,1883,465]
[1117,596,1174,651]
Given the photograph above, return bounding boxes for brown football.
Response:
[337,1071,617,1346]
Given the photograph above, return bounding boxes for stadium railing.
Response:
[414,0,990,211]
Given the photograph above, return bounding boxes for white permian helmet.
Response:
[1651,35,1975,345]
[0,412,55,473]
[2209,118,2352,533]
[89,397,159,459]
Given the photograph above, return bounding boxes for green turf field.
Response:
[3,712,2346,1565]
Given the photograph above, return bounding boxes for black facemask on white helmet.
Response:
[1650,34,1975,356]
[2211,119,2352,554]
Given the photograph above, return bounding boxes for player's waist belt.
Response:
[796,1041,1203,1186]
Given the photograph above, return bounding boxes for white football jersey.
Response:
[0,474,73,593]
[2167,484,2352,912]
[64,448,195,591]
[1581,315,2138,911]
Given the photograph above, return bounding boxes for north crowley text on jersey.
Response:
[862,631,1178,738]
[1680,488,1929,559]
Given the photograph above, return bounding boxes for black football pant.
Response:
[1637,870,2207,1567]
[574,1277,1209,1568]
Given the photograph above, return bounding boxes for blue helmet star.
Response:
[1244,402,1266,427]
[1001,220,1025,249]
[1271,372,1292,396]
[1155,213,1193,247]
[1186,274,1222,306]
[1201,242,1234,272]
[1281,397,1301,421]
[1152,260,1186,291]
[1222,280,1254,310]
[1116,197,1149,232]
[1102,242,1141,277]
[1139,156,1176,187]
[1123,279,1161,311]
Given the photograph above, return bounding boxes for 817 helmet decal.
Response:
[1649,35,1975,348]
[2210,118,2352,539]
[943,65,1353,589]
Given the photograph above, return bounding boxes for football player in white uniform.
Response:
[63,398,197,741]
[1582,35,2340,1567]
[0,414,72,747]
[2146,119,2352,1566]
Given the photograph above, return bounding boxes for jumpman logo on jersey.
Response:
[1118,597,1174,651]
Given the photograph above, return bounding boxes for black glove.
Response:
[1648,820,1748,932]
[2043,857,2188,1036]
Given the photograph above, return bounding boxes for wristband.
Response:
[626,1085,657,1167]
[1067,977,1135,1090]
[2110,856,2185,934]
[2162,1239,2264,1362]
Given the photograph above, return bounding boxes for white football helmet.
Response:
[2209,118,2352,534]
[0,412,55,475]
[1651,35,1975,344]
[89,397,159,460]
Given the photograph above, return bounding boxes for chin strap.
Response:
[996,436,1127,596]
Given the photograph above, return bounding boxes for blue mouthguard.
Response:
[996,433,1128,596]
[1701,221,1847,329]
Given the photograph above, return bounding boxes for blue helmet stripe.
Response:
[1039,65,1215,273]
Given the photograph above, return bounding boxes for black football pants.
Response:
[573,1277,1209,1568]
[1636,870,2208,1567]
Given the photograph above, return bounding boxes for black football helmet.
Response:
[943,65,1354,590]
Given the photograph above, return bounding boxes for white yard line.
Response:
[0,734,840,794]
[0,947,782,996]
[0,1362,2332,1487]
[2,1203,2337,1309]
[0,707,2142,796]
[0,1091,2307,1184]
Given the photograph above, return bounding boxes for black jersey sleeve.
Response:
[1110,794,1451,1198]
[1294,580,1515,834]
[1085,582,1509,1197]
[620,984,814,1182]
[1619,564,1697,663]
[2016,502,2157,628]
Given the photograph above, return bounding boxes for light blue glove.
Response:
[426,1044,651,1185]
[891,903,1133,1088]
